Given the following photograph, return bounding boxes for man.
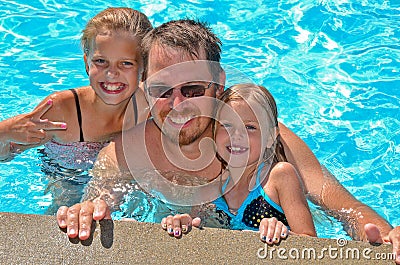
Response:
[57,19,399,262]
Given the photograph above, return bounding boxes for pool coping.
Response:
[0,212,394,264]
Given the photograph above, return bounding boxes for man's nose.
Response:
[169,87,186,109]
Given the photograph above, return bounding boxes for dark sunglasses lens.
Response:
[148,86,173,98]
[181,85,206,98]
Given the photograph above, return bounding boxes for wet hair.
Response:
[141,19,223,80]
[81,7,152,57]
[214,83,287,169]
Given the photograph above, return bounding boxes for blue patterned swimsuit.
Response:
[213,164,289,231]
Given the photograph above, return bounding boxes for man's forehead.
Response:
[147,46,214,85]
[147,61,213,84]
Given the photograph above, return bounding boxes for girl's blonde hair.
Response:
[215,83,287,167]
[81,7,152,56]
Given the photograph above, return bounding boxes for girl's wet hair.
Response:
[81,7,152,56]
[215,83,287,168]
[141,19,223,81]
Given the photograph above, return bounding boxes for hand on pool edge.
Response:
[364,223,400,264]
[259,217,289,245]
[56,198,111,240]
[161,214,201,238]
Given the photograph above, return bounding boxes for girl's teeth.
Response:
[228,146,247,152]
[105,84,123,91]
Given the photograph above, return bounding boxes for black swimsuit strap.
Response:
[70,89,84,142]
[132,93,138,125]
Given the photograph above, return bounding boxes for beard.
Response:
[162,117,211,146]
[157,108,212,146]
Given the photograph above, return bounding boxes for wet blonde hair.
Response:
[81,7,152,57]
[214,83,287,167]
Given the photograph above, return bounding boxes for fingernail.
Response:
[274,237,279,242]
[281,233,286,237]
[182,225,187,233]
[261,235,267,241]
[47,99,53,105]
[80,230,87,237]
[61,123,67,129]
[268,238,272,243]
[69,228,75,235]
[162,223,167,229]
[174,230,180,236]
[167,227,173,233]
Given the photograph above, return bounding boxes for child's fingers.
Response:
[161,217,168,230]
[162,214,198,237]
[178,214,193,234]
[259,217,278,244]
[165,215,175,235]
[18,130,47,144]
[272,221,284,243]
[173,214,183,237]
[266,217,278,244]
[192,217,202,228]
[29,99,67,130]
[31,99,53,119]
[259,218,270,243]
[40,121,67,131]
[281,225,289,239]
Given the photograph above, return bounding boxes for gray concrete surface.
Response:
[0,212,395,264]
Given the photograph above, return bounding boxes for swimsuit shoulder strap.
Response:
[70,89,84,142]
[132,93,138,125]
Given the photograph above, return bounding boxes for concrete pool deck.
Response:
[0,212,395,264]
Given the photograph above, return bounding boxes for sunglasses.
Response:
[146,82,213,98]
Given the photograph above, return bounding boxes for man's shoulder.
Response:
[99,141,117,161]
[122,119,158,141]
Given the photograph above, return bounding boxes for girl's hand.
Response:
[0,99,67,145]
[161,214,201,238]
[259,217,289,244]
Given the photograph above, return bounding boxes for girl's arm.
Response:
[267,161,316,237]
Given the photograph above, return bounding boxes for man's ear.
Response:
[215,69,226,98]
[83,54,89,76]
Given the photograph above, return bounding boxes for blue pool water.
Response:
[0,0,399,239]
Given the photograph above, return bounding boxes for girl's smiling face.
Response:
[215,99,269,168]
[85,30,142,105]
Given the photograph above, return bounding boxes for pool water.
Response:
[0,0,399,239]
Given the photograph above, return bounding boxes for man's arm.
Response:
[278,123,394,239]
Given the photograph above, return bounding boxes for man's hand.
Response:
[56,199,111,240]
[365,223,400,264]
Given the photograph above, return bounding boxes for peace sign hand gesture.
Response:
[0,99,67,146]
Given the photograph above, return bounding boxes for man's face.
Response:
[145,44,222,145]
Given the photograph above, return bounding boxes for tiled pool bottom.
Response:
[0,212,394,264]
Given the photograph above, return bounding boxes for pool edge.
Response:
[0,212,394,264]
